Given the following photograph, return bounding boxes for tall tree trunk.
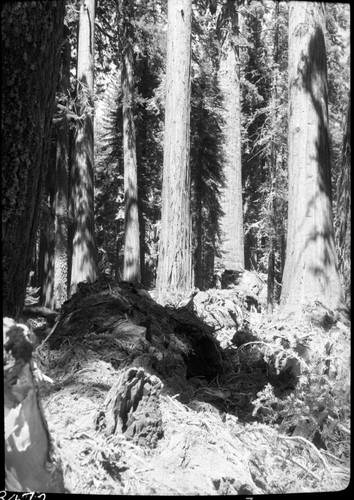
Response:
[335,92,351,306]
[54,29,71,309]
[156,0,192,303]
[39,29,70,311]
[194,189,203,290]
[136,133,147,285]
[119,0,141,283]
[38,224,51,307]
[267,1,280,313]
[267,151,276,313]
[69,0,97,295]
[2,1,65,318]
[280,2,343,315]
[39,152,56,309]
[216,0,244,273]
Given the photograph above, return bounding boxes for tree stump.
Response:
[96,367,164,448]
[3,318,65,492]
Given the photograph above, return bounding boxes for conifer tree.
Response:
[190,62,225,289]
[216,0,244,273]
[94,1,165,284]
[2,1,65,317]
[118,0,141,283]
[156,0,193,302]
[53,28,71,308]
[38,148,56,308]
[335,92,351,306]
[241,0,272,273]
[281,2,343,315]
[69,0,97,295]
[38,27,71,309]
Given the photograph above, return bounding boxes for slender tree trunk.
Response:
[41,213,56,308]
[69,0,97,295]
[38,226,49,306]
[267,240,275,312]
[119,0,141,283]
[267,2,280,313]
[30,236,38,288]
[156,0,193,303]
[38,138,56,309]
[280,2,343,315]
[267,155,276,314]
[192,131,204,290]
[2,1,65,318]
[335,92,351,305]
[39,29,70,311]
[194,191,203,290]
[54,30,71,308]
[136,135,147,285]
[217,0,244,273]
[278,147,287,288]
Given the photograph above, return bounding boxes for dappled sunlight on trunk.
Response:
[156,0,193,303]
[121,3,141,283]
[281,2,344,316]
[69,0,97,295]
[217,1,244,272]
[70,118,97,294]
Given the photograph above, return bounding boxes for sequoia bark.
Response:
[120,0,141,283]
[2,1,65,317]
[280,2,343,314]
[217,0,244,272]
[69,0,97,295]
[156,0,193,303]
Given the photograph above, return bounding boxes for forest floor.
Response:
[22,272,350,495]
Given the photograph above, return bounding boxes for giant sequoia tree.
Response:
[119,0,141,283]
[38,27,71,310]
[216,0,244,272]
[69,0,97,295]
[280,2,343,315]
[2,1,65,317]
[156,0,192,303]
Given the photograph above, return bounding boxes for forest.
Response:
[2,0,351,495]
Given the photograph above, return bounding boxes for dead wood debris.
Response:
[7,274,350,495]
[95,367,164,448]
[37,277,224,385]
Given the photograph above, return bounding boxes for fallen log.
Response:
[22,305,59,324]
[3,317,65,492]
[45,278,224,382]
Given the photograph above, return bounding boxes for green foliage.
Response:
[326,3,350,204]
[94,76,124,279]
[252,325,350,460]
[190,5,226,290]
[94,0,228,289]
[326,3,351,307]
[241,2,272,269]
[95,0,120,92]
[94,2,166,285]
[190,68,225,289]
[29,0,349,306]
[334,94,351,306]
[240,0,288,307]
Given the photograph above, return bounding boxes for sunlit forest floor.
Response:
[24,273,350,495]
